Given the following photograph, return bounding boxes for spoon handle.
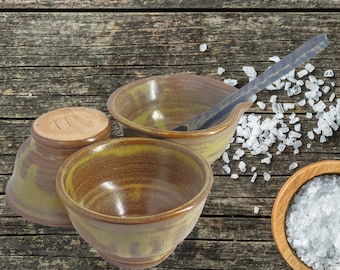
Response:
[174,34,329,131]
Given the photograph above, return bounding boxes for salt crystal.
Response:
[199,43,208,52]
[305,63,315,73]
[296,80,304,86]
[235,148,245,157]
[272,103,284,114]
[284,81,291,91]
[257,101,266,110]
[306,80,320,92]
[320,135,327,143]
[223,78,238,87]
[322,85,331,94]
[222,152,230,163]
[277,143,286,152]
[239,161,247,172]
[217,67,225,75]
[307,131,315,140]
[317,79,324,86]
[306,112,313,119]
[331,82,336,87]
[313,100,326,112]
[269,56,281,63]
[232,154,241,160]
[294,124,301,132]
[270,95,277,103]
[292,85,302,95]
[254,206,260,214]
[288,76,297,83]
[242,66,257,78]
[261,157,271,164]
[250,173,258,183]
[297,69,308,78]
[236,137,245,144]
[222,164,231,174]
[298,99,306,106]
[283,103,295,111]
[308,98,315,107]
[324,69,334,77]
[251,166,257,172]
[306,143,312,148]
[329,93,336,102]
[263,172,271,181]
[230,174,239,180]
[309,75,317,83]
[289,162,298,170]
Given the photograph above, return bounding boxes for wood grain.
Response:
[0,7,339,270]
[1,0,339,9]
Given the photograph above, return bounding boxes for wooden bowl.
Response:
[271,160,340,269]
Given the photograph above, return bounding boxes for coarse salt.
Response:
[199,43,208,52]
[286,174,340,269]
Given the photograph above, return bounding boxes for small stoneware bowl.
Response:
[106,74,252,164]
[56,137,213,269]
[271,160,340,269]
[5,107,111,227]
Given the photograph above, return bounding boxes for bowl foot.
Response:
[97,247,176,269]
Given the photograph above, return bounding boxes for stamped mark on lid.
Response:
[33,107,110,142]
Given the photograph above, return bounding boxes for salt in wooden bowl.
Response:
[271,159,340,269]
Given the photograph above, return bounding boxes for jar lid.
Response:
[31,107,111,148]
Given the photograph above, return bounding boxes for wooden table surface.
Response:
[1,1,339,269]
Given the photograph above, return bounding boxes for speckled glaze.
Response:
[5,107,111,227]
[56,138,213,269]
[272,160,340,270]
[107,74,252,164]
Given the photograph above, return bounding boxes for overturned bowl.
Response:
[107,74,252,164]
[56,137,213,269]
[272,160,340,269]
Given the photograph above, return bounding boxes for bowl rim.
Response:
[106,74,252,138]
[271,159,340,269]
[56,137,214,224]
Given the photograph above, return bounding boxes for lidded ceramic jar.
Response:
[5,107,111,227]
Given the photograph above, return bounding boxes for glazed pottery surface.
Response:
[107,74,252,164]
[56,138,213,269]
[6,107,111,227]
[271,160,340,270]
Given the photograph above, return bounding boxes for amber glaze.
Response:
[56,138,213,269]
[271,160,340,269]
[6,107,111,227]
[107,74,252,164]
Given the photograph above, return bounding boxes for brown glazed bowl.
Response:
[271,160,340,269]
[107,74,252,164]
[56,137,213,269]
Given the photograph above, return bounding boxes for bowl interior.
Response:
[271,160,340,269]
[60,138,211,218]
[108,75,242,131]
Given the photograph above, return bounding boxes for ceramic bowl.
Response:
[5,107,111,227]
[271,160,340,269]
[56,137,213,269]
[106,74,252,164]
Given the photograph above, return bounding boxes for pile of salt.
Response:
[286,174,340,269]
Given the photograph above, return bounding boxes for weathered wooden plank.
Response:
[0,13,338,68]
[0,235,289,269]
[0,215,273,242]
[0,0,339,9]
